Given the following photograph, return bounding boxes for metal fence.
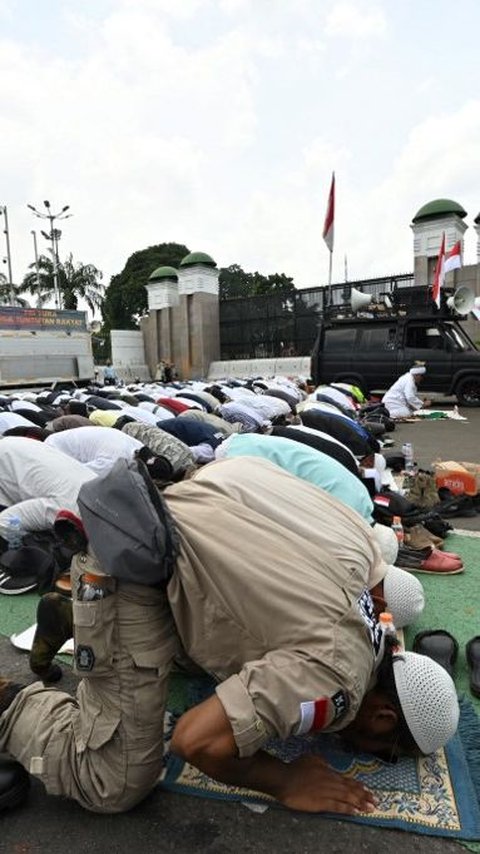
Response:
[219,273,414,360]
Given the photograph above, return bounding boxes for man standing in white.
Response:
[0,437,96,537]
[45,426,143,476]
[382,366,431,419]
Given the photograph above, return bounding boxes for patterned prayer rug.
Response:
[159,677,480,841]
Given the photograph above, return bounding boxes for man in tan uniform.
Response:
[0,458,458,815]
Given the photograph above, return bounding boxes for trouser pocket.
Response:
[73,595,117,678]
[73,687,121,753]
[130,647,173,728]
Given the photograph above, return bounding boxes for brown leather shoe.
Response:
[404,524,444,550]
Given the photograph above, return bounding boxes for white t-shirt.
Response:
[0,412,36,435]
[10,400,42,413]
[116,404,163,426]
[0,436,96,534]
[46,426,143,476]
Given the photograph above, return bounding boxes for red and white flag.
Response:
[322,172,335,252]
[444,240,462,274]
[432,232,445,309]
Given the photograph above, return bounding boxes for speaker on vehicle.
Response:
[471,296,480,321]
[351,288,373,313]
[446,286,475,315]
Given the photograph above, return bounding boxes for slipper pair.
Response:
[414,631,480,696]
[413,630,458,677]
[466,637,480,698]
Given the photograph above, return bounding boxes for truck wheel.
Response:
[455,377,480,407]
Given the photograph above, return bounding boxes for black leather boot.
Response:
[30,592,73,682]
[0,755,30,811]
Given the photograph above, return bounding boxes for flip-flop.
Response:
[466,637,480,697]
[412,629,458,677]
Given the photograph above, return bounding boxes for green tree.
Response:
[219,264,295,300]
[252,272,295,295]
[21,253,104,313]
[0,272,31,306]
[102,242,190,330]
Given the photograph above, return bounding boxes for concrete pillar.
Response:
[175,252,220,379]
[145,266,180,377]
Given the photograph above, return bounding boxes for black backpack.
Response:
[78,458,180,586]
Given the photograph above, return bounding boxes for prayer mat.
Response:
[160,675,480,840]
[3,534,480,838]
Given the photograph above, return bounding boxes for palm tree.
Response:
[0,271,30,307]
[21,253,104,313]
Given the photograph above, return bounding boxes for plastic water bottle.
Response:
[5,515,23,550]
[391,515,404,545]
[376,612,399,664]
[379,612,398,643]
[402,442,415,473]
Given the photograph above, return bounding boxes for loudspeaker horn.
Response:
[351,287,373,313]
[446,286,475,315]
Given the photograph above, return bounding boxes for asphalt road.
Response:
[2,404,480,853]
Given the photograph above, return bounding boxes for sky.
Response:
[1,0,480,301]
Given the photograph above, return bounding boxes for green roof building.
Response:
[179,251,217,269]
[178,251,219,296]
[412,199,467,223]
[411,198,468,285]
[148,266,179,282]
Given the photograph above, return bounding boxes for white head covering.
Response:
[372,523,399,565]
[410,366,426,376]
[393,651,459,753]
[383,565,425,628]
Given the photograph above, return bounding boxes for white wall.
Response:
[110,329,150,380]
[208,356,311,380]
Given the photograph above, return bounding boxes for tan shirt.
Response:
[165,458,384,758]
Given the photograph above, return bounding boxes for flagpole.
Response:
[322,171,335,306]
[328,250,333,305]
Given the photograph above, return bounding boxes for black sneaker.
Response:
[0,570,37,595]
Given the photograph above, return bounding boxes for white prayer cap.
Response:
[393,651,459,753]
[410,366,426,376]
[383,565,425,628]
[372,523,398,565]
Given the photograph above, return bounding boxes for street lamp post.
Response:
[0,205,14,304]
[27,200,72,310]
[31,230,41,304]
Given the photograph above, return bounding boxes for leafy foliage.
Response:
[0,273,29,306]
[102,242,190,330]
[219,264,295,300]
[21,253,104,313]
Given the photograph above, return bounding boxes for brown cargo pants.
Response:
[0,552,178,813]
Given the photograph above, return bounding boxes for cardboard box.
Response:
[434,460,480,495]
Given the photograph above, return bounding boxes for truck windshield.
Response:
[443,323,476,352]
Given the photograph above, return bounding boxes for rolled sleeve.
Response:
[216,649,358,759]
[216,674,269,758]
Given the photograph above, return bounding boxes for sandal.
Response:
[466,637,480,697]
[412,629,458,677]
